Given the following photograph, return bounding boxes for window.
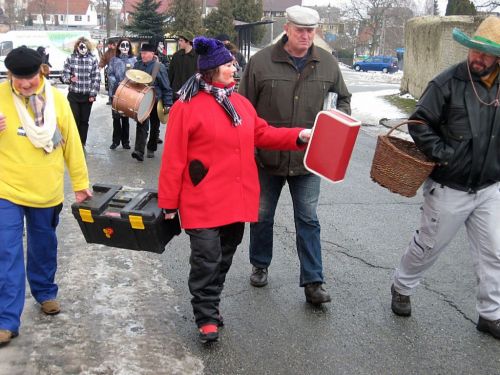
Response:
[88,15,90,22]
[75,15,82,21]
[60,15,64,21]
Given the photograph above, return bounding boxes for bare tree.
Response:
[94,0,124,37]
[343,0,413,56]
[35,0,50,30]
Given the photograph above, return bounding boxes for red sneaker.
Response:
[199,323,218,343]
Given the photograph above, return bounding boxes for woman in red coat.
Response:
[158,37,311,343]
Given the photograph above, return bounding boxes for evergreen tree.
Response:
[125,0,165,37]
[203,0,265,44]
[232,0,264,43]
[166,0,203,36]
[445,0,477,15]
[203,0,236,39]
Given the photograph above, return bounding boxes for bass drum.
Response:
[112,79,156,123]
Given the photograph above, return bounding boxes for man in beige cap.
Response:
[239,5,351,305]
[391,16,500,340]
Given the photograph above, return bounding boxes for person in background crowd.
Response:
[239,5,351,305]
[62,37,100,149]
[131,43,173,161]
[168,31,197,101]
[36,46,51,68]
[158,36,311,343]
[108,38,137,150]
[215,33,246,74]
[99,40,117,105]
[0,46,91,347]
[390,16,500,340]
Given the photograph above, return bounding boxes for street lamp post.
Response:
[66,0,69,29]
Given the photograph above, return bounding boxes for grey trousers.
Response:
[393,179,500,320]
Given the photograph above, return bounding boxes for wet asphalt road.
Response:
[1,76,500,374]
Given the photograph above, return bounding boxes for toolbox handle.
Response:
[74,184,122,214]
[121,190,158,220]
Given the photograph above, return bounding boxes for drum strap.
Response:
[150,62,161,86]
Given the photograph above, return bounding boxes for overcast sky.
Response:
[300,0,449,15]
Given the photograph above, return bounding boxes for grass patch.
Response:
[383,94,417,116]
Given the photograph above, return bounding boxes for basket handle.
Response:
[386,119,427,137]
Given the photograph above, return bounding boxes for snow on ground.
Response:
[351,88,408,126]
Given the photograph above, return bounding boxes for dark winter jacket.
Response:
[409,61,500,192]
[238,36,351,176]
[168,48,198,95]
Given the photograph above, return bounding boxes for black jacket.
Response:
[168,48,198,95]
[409,61,500,192]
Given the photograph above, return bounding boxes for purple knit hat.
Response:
[193,36,233,71]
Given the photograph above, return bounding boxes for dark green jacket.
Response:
[239,36,351,176]
[168,48,198,95]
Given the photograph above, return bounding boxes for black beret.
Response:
[215,34,231,42]
[5,46,42,77]
[141,43,156,52]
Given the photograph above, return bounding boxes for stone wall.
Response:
[401,15,486,99]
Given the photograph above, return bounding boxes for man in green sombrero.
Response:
[390,16,500,340]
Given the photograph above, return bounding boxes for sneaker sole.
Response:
[199,333,219,344]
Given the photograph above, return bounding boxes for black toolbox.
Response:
[71,184,181,253]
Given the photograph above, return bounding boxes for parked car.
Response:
[352,56,399,73]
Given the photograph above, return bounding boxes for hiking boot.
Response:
[199,323,218,343]
[304,282,331,305]
[391,284,411,316]
[109,143,118,150]
[0,330,18,346]
[122,143,131,150]
[477,317,500,339]
[41,300,60,315]
[146,150,155,158]
[250,266,268,287]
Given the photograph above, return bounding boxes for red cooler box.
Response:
[304,109,361,183]
[71,184,181,254]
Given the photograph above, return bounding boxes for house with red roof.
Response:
[26,0,98,27]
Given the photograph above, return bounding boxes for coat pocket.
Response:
[189,160,208,186]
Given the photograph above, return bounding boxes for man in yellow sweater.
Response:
[0,47,92,347]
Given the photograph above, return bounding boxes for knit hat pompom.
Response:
[193,36,234,71]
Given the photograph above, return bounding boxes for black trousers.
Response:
[185,222,245,327]
[134,100,160,156]
[68,92,94,147]
[112,114,130,146]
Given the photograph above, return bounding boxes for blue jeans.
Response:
[249,169,323,286]
[0,199,61,332]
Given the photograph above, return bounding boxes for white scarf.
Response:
[12,80,58,153]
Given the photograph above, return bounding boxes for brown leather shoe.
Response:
[0,329,18,346]
[304,282,331,305]
[41,300,61,315]
[477,317,500,339]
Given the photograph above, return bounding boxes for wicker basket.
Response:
[370,120,436,198]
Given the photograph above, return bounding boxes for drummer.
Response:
[131,43,173,162]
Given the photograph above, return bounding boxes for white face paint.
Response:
[119,41,130,55]
[77,42,88,56]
